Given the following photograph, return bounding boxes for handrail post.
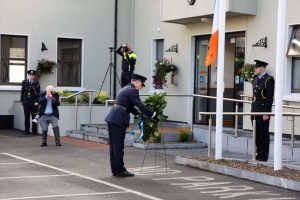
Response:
[89,93,92,124]
[208,115,212,157]
[235,102,238,137]
[291,110,295,148]
[252,117,256,162]
[75,96,78,130]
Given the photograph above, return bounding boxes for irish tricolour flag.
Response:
[205,0,220,67]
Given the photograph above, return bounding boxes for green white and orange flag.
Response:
[205,0,220,67]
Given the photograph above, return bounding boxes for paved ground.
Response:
[0,129,299,200]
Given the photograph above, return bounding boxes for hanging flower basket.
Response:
[240,63,255,82]
[152,59,177,89]
[36,59,57,78]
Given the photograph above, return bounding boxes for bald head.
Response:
[46,85,55,93]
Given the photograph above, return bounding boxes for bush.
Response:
[94,91,108,104]
[79,92,90,104]
[177,127,191,143]
[58,90,75,104]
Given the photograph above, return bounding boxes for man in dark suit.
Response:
[105,74,156,177]
[20,70,40,135]
[251,60,275,161]
[38,85,61,147]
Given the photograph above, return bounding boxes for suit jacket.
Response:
[20,79,40,104]
[105,83,154,128]
[38,91,60,119]
[251,73,275,113]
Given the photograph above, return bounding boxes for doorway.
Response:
[193,31,245,127]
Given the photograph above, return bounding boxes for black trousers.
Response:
[23,103,38,134]
[254,116,270,161]
[107,123,127,174]
[121,72,133,87]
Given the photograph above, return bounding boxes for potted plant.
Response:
[93,91,108,104]
[36,59,56,78]
[153,59,177,89]
[57,90,75,104]
[138,92,168,142]
[240,63,255,82]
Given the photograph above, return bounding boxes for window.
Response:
[0,35,27,85]
[57,38,82,87]
[287,26,300,93]
[156,39,164,60]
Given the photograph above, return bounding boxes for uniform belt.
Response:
[253,96,266,102]
[114,104,127,110]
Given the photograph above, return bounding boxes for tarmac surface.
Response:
[0,129,299,200]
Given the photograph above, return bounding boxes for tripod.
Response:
[99,47,121,99]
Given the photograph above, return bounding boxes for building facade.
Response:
[1,0,300,136]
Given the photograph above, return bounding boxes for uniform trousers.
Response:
[121,72,133,87]
[254,116,270,161]
[107,123,127,175]
[23,103,38,134]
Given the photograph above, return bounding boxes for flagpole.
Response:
[215,0,226,160]
[274,0,286,171]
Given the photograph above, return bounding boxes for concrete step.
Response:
[193,125,300,161]
[66,130,109,144]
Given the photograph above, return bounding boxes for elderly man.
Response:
[105,74,157,177]
[251,60,275,161]
[38,85,61,147]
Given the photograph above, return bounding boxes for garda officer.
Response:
[20,70,40,135]
[105,74,157,177]
[251,60,275,161]
[116,43,137,87]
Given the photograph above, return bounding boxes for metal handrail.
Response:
[60,90,96,130]
[199,111,300,161]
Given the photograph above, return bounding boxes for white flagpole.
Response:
[215,0,226,160]
[274,0,286,171]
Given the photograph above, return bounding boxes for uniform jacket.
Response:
[105,83,154,128]
[38,91,60,119]
[116,46,137,72]
[20,80,40,104]
[251,73,275,113]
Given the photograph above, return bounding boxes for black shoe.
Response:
[115,171,134,177]
[56,142,61,146]
[40,143,47,147]
[24,132,29,135]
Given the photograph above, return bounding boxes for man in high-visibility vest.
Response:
[116,43,137,87]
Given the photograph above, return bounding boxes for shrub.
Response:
[177,127,191,143]
[79,92,90,104]
[58,90,75,104]
[150,131,162,143]
[96,91,108,104]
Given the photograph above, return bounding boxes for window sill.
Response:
[0,85,22,91]
[283,94,300,103]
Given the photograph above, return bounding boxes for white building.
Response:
[1,0,300,137]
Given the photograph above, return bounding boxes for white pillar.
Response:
[274,0,286,171]
[215,0,226,160]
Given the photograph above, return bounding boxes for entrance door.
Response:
[193,32,245,127]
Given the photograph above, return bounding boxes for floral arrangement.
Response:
[240,63,255,82]
[36,59,56,77]
[153,58,177,89]
[138,92,168,142]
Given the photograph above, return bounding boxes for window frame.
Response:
[0,34,28,86]
[56,37,83,88]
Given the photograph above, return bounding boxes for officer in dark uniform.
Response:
[116,43,137,87]
[105,74,156,177]
[20,70,40,135]
[251,60,275,161]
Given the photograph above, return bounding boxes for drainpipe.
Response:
[113,0,118,99]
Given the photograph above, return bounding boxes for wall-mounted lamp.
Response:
[41,42,48,51]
